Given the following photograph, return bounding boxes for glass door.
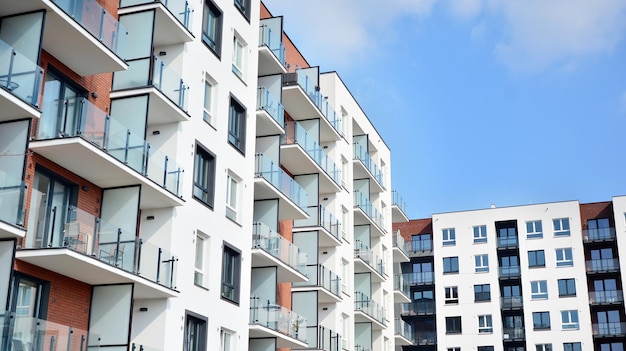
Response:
[39,71,85,139]
[5,274,48,351]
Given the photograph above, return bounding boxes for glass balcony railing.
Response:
[249,296,307,343]
[352,143,384,187]
[402,272,434,285]
[353,191,385,230]
[354,291,386,326]
[499,266,521,278]
[354,241,385,277]
[393,274,410,297]
[252,222,308,275]
[37,97,184,197]
[392,230,409,257]
[589,290,624,304]
[0,39,44,108]
[257,86,284,127]
[391,190,408,215]
[1,312,100,351]
[503,328,525,340]
[23,203,178,289]
[583,228,616,242]
[501,296,523,309]
[52,0,127,57]
[318,98,343,136]
[354,345,371,351]
[293,264,341,298]
[586,259,620,272]
[408,239,433,255]
[120,0,194,30]
[283,121,341,185]
[413,332,436,345]
[254,153,308,211]
[401,300,435,316]
[592,322,626,336]
[258,19,286,66]
[294,325,341,351]
[497,236,518,248]
[294,204,341,240]
[0,175,27,229]
[395,318,413,341]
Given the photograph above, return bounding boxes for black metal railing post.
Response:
[156,247,163,283]
[136,238,143,274]
[66,327,73,351]
[115,229,122,266]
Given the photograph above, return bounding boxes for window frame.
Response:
[475,254,489,273]
[444,286,459,304]
[563,342,582,351]
[478,314,493,334]
[532,311,551,330]
[442,228,456,246]
[556,247,574,267]
[474,284,491,302]
[553,218,571,237]
[445,316,462,334]
[233,0,251,20]
[220,328,234,351]
[193,143,216,208]
[558,278,576,297]
[228,95,247,154]
[232,34,246,79]
[535,344,552,351]
[202,0,223,57]
[526,220,543,239]
[225,171,240,222]
[530,280,548,299]
[443,256,459,274]
[561,310,579,330]
[203,75,216,126]
[194,233,208,288]
[473,225,487,243]
[184,311,208,351]
[528,250,546,268]
[221,243,241,304]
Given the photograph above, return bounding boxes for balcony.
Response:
[249,296,308,348]
[391,190,409,223]
[281,121,342,193]
[501,296,523,310]
[499,266,521,279]
[407,239,433,257]
[353,243,386,282]
[0,177,27,239]
[251,222,308,283]
[294,325,341,351]
[254,154,309,220]
[586,258,620,273]
[294,204,342,247]
[412,332,436,346]
[392,230,410,263]
[497,236,519,249]
[353,143,385,192]
[30,98,185,209]
[354,291,386,328]
[403,272,434,286]
[583,228,616,242]
[119,0,194,46]
[258,17,286,76]
[394,318,413,346]
[393,274,411,303]
[503,328,525,341]
[282,69,342,141]
[0,39,44,120]
[400,300,435,316]
[1,313,100,351]
[589,290,624,305]
[2,0,127,75]
[353,191,385,236]
[256,86,285,137]
[592,322,626,337]
[111,55,190,123]
[293,264,342,303]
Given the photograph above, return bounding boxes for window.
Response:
[446,316,462,334]
[203,76,215,125]
[553,218,570,236]
[536,344,552,351]
[530,280,548,299]
[193,144,216,207]
[184,312,207,351]
[443,256,459,274]
[526,220,543,239]
[225,172,240,222]
[478,347,494,351]
[220,329,234,351]
[475,254,489,272]
[587,218,611,240]
[341,206,349,241]
[228,96,246,153]
[533,311,550,329]
[194,233,208,287]
[561,310,579,329]
[600,343,624,351]
[231,34,246,78]
[556,248,574,267]
[234,0,250,19]
[341,156,349,188]
[221,244,241,303]
[442,228,456,246]
[445,286,458,304]
[474,284,491,302]
[473,225,487,243]
[478,315,493,333]
[448,348,461,351]
[558,278,576,297]
[411,234,432,252]
[202,0,222,56]
[563,342,582,351]
[528,250,545,267]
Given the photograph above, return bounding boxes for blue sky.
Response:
[263,0,626,218]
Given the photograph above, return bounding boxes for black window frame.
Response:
[183,310,207,351]
[474,284,491,302]
[444,286,459,304]
[443,256,459,274]
[202,0,223,58]
[558,278,576,297]
[193,143,216,208]
[228,95,247,154]
[563,342,582,351]
[445,316,462,334]
[234,0,251,21]
[477,347,494,351]
[528,250,546,268]
[532,311,551,330]
[221,243,241,304]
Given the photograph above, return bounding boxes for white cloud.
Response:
[446,0,483,20]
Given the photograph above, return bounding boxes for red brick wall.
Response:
[579,202,614,229]
[394,218,432,242]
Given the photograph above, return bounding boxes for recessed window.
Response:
[563,343,582,351]
[220,328,234,351]
[446,316,462,334]
[558,278,576,297]
[203,75,216,125]
[526,220,543,239]
[228,96,246,154]
[553,218,570,236]
[232,34,246,79]
[530,280,548,299]
[556,248,574,267]
[443,256,459,274]
[202,0,222,56]
[533,311,550,330]
[234,0,250,20]
[528,250,545,268]
[477,346,494,351]
[475,254,489,273]
[221,244,241,303]
[444,286,458,304]
[448,348,461,351]
[473,225,487,243]
[442,228,456,246]
[536,344,552,351]
[599,342,624,351]
[194,233,209,287]
[225,172,240,222]
[478,315,493,333]
[193,144,216,207]
[184,311,207,351]
[474,284,490,302]
[561,310,579,330]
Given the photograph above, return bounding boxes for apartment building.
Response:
[394,198,626,351]
[0,0,409,351]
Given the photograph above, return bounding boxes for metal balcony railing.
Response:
[249,296,307,343]
[394,318,413,341]
[259,18,286,66]
[0,38,44,107]
[391,190,408,215]
[254,153,308,211]
[354,241,386,277]
[293,264,341,298]
[257,86,285,127]
[353,191,385,230]
[499,266,521,278]
[413,332,436,345]
[401,300,435,316]
[120,0,194,30]
[393,274,410,297]
[402,272,434,285]
[583,228,616,242]
[503,328,525,340]
[294,204,341,240]
[589,290,624,305]
[497,236,519,248]
[501,296,523,309]
[592,322,626,337]
[392,230,409,257]
[354,291,386,326]
[252,222,307,275]
[0,175,27,228]
[407,239,433,256]
[352,143,384,187]
[586,259,620,273]
[294,325,341,351]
